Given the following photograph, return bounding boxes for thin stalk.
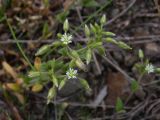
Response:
[74,0,113,32]
[6,18,34,70]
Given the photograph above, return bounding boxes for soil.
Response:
[1,0,160,120]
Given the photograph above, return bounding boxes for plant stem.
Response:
[6,18,34,70]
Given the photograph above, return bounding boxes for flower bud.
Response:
[35,45,51,56]
[79,79,91,92]
[59,79,67,90]
[86,49,92,65]
[105,38,118,44]
[90,24,96,33]
[100,14,106,25]
[28,71,40,78]
[84,24,90,37]
[47,87,56,104]
[103,31,116,36]
[52,75,58,87]
[138,49,144,59]
[63,19,69,32]
[117,41,132,50]
[75,58,87,71]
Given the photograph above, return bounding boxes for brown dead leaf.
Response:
[3,83,21,92]
[106,72,130,105]
[34,57,41,71]
[5,49,19,57]
[31,83,43,93]
[2,61,23,84]
[14,92,25,104]
[2,61,18,80]
[3,83,25,104]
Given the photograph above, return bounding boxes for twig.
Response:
[76,7,83,23]
[128,99,149,120]
[142,79,160,86]
[49,101,132,110]
[100,53,133,83]
[105,0,137,26]
[1,35,160,44]
[92,52,102,75]
[91,86,107,107]
[134,13,160,17]
[74,0,113,32]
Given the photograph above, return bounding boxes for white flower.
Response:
[60,33,72,45]
[145,64,154,73]
[66,68,78,79]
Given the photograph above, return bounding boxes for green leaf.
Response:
[57,103,68,120]
[69,59,75,68]
[103,32,116,36]
[81,0,99,8]
[134,63,145,74]
[90,24,96,34]
[59,79,67,90]
[131,80,139,93]
[47,86,56,104]
[79,78,91,91]
[97,46,106,56]
[88,42,102,49]
[35,45,51,56]
[71,50,80,59]
[52,75,58,87]
[75,58,87,71]
[42,22,52,39]
[42,22,49,36]
[117,41,132,50]
[94,22,101,32]
[28,71,41,78]
[100,14,106,25]
[86,49,92,65]
[84,24,90,37]
[56,11,69,23]
[52,41,62,48]
[116,97,124,113]
[58,47,68,56]
[105,38,118,44]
